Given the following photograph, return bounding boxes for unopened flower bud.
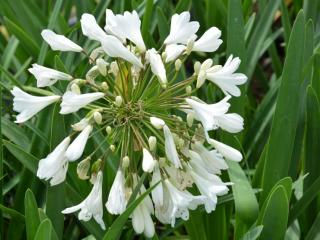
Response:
[148,136,157,151]
[109,61,119,76]
[186,36,196,55]
[96,58,108,76]
[106,126,112,135]
[93,111,102,125]
[194,61,201,75]
[77,157,91,180]
[122,156,130,168]
[86,65,99,81]
[196,70,206,88]
[101,82,109,91]
[186,85,192,94]
[150,117,165,129]
[187,113,194,127]
[71,83,81,94]
[89,47,104,63]
[115,96,123,107]
[175,59,182,71]
[110,144,116,152]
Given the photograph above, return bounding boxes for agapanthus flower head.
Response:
[10,9,247,237]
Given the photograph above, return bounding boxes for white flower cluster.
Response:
[11,9,247,237]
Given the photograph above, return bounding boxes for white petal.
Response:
[215,113,244,133]
[142,148,155,173]
[151,162,163,207]
[164,12,199,45]
[192,27,222,52]
[81,14,107,42]
[208,139,242,162]
[165,44,186,63]
[100,35,142,68]
[65,125,93,161]
[105,169,127,214]
[105,10,146,52]
[11,87,60,123]
[146,48,167,87]
[163,125,182,168]
[141,204,155,238]
[132,205,144,234]
[41,29,83,52]
[28,64,72,87]
[60,91,104,114]
[37,137,70,186]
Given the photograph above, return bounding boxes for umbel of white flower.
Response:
[10,9,247,238]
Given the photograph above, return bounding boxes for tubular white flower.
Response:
[215,113,244,133]
[146,48,167,88]
[37,137,70,186]
[28,64,72,87]
[187,165,229,213]
[132,201,155,237]
[192,27,222,52]
[164,11,199,45]
[80,13,108,42]
[60,91,104,114]
[105,169,127,214]
[62,171,105,230]
[206,55,247,97]
[105,9,146,52]
[165,44,186,63]
[65,125,93,161]
[41,29,83,52]
[185,96,231,132]
[163,125,182,169]
[100,35,143,68]
[162,179,205,226]
[150,116,165,129]
[151,162,163,207]
[142,148,156,173]
[11,87,60,123]
[208,138,242,162]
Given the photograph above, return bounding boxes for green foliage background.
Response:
[0,0,320,239]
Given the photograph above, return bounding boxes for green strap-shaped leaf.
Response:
[240,225,263,240]
[25,189,41,240]
[34,219,52,240]
[257,186,289,240]
[260,11,306,201]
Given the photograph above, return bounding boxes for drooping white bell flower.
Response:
[105,169,127,214]
[208,138,242,162]
[206,55,247,97]
[60,91,104,114]
[187,164,229,213]
[142,148,156,173]
[11,87,60,123]
[132,200,155,238]
[80,13,108,42]
[164,11,199,45]
[185,96,231,132]
[37,137,70,186]
[62,171,105,230]
[28,64,72,87]
[190,142,228,174]
[162,179,205,226]
[41,29,83,52]
[100,35,143,68]
[146,48,167,88]
[163,125,182,169]
[192,27,222,52]
[215,113,244,133]
[164,44,186,63]
[150,162,163,207]
[65,125,93,161]
[150,116,165,129]
[105,9,146,52]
